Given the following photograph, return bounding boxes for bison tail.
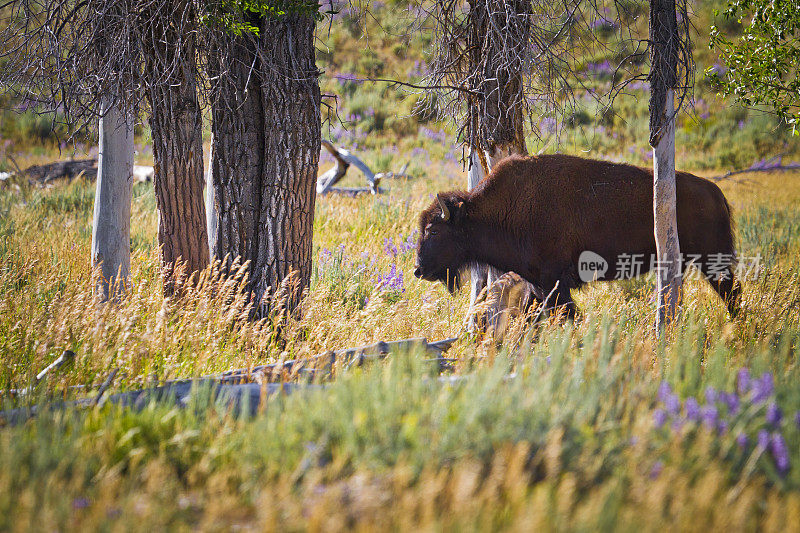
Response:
[722,193,736,237]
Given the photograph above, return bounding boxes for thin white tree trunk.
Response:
[465,143,519,331]
[466,147,488,332]
[91,100,134,302]
[653,88,681,331]
[205,132,217,260]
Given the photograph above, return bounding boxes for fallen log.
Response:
[22,158,97,184]
[7,158,155,186]
[92,367,119,407]
[325,186,386,196]
[0,379,318,426]
[220,336,458,383]
[711,154,800,182]
[9,350,75,397]
[317,140,412,196]
[0,337,459,425]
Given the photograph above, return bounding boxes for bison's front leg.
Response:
[540,278,577,321]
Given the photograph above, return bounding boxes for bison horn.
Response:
[437,194,450,221]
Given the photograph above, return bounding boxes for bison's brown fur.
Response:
[414,154,740,317]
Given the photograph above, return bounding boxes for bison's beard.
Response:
[439,268,462,294]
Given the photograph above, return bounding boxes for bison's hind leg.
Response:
[718,273,741,318]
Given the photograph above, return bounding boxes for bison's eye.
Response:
[429,228,439,236]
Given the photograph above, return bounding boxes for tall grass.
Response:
[1,315,799,530]
[1,0,800,527]
[2,155,800,528]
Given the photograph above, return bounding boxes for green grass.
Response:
[2,0,800,529]
[2,156,800,530]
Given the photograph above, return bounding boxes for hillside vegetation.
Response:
[1,0,800,530]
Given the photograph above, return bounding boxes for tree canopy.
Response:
[710,0,800,133]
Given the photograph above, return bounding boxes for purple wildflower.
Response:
[420,127,447,145]
[409,60,428,78]
[770,433,790,474]
[539,117,557,134]
[717,419,729,435]
[650,460,664,479]
[665,393,680,416]
[685,397,700,421]
[376,263,404,293]
[653,409,668,429]
[721,392,740,415]
[737,368,751,395]
[398,231,418,254]
[704,386,718,404]
[384,238,398,257]
[410,147,429,161]
[657,381,672,402]
[736,432,748,448]
[766,402,783,427]
[585,60,614,78]
[751,372,774,404]
[794,411,800,429]
[73,497,90,510]
[701,405,719,428]
[589,16,617,31]
[757,429,770,450]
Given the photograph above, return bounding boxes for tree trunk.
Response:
[466,147,489,331]
[649,0,682,332]
[148,39,209,295]
[210,15,320,318]
[91,100,134,302]
[463,0,530,332]
[465,143,525,331]
[205,132,217,260]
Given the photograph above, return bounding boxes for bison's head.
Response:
[414,192,469,294]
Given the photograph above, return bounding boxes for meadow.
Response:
[3,0,800,529]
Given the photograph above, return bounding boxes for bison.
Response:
[414,154,740,318]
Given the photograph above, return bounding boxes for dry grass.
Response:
[1,161,800,529]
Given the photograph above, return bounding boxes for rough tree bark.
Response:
[464,0,530,331]
[91,100,134,301]
[145,5,209,295]
[209,14,320,317]
[649,0,682,332]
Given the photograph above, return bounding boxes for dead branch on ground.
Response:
[6,158,155,187]
[317,140,412,196]
[0,337,459,424]
[710,154,800,183]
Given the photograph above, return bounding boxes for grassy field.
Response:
[2,153,800,530]
[3,0,800,529]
